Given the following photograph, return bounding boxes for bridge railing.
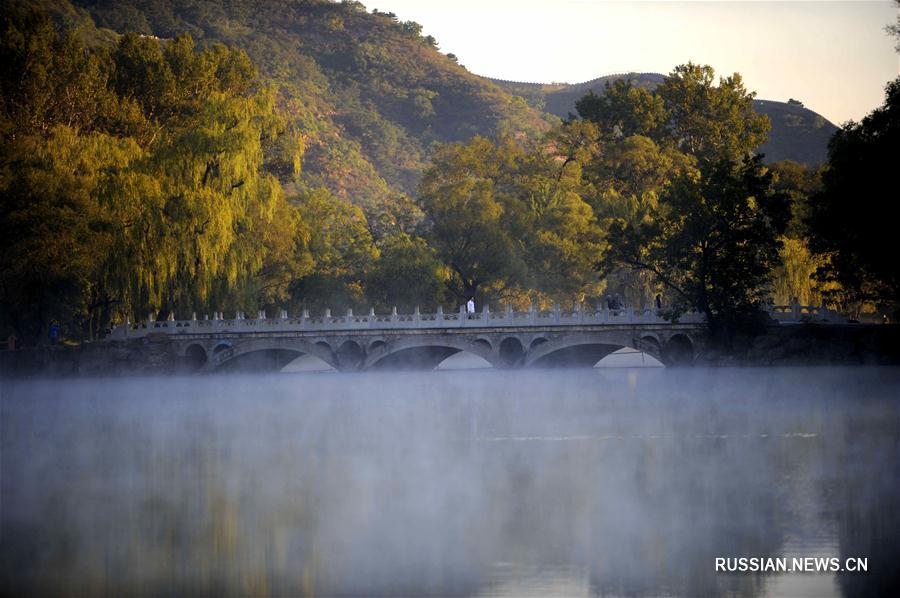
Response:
[766,304,846,323]
[103,303,839,341]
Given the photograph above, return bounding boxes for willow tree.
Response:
[0,10,310,342]
[0,126,146,341]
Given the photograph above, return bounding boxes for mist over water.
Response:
[2,367,899,597]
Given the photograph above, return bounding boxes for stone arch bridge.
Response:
[105,304,841,372]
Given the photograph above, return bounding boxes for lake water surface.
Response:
[2,367,899,596]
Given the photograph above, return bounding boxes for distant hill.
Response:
[490,73,838,165]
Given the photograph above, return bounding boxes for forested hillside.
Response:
[43,0,553,224]
[492,73,839,165]
[38,0,834,204]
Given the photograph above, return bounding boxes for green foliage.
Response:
[0,7,144,141]
[8,2,883,354]
[574,64,791,329]
[61,0,551,225]
[418,133,605,306]
[575,79,666,140]
[767,160,828,306]
[366,233,448,311]
[604,156,791,334]
[656,63,770,162]
[573,65,770,165]
[807,78,900,309]
[288,188,377,313]
[499,71,834,166]
[417,136,526,303]
[587,135,695,307]
[771,237,827,306]
[0,126,138,341]
[514,136,605,304]
[0,7,312,343]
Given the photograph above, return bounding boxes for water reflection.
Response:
[1,368,898,596]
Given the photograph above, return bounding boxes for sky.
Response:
[363,0,899,125]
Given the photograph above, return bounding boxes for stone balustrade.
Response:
[104,303,843,341]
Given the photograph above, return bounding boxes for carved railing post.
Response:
[437,305,444,324]
[459,304,467,327]
[553,304,560,324]
[483,304,490,325]
[414,305,420,326]
[391,306,398,323]
[529,304,536,325]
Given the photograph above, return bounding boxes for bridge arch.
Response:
[473,338,492,352]
[499,337,525,366]
[184,343,208,370]
[336,340,364,369]
[363,335,503,370]
[529,337,549,350]
[637,334,663,361]
[524,332,644,368]
[207,337,339,372]
[662,333,696,365]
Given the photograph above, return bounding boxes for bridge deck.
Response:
[107,305,843,341]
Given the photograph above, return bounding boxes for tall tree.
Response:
[0,9,310,343]
[366,233,448,311]
[417,136,526,304]
[289,188,377,312]
[655,63,770,162]
[806,78,900,309]
[604,156,791,336]
[575,79,666,140]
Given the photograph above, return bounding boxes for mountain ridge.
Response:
[488,72,838,165]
